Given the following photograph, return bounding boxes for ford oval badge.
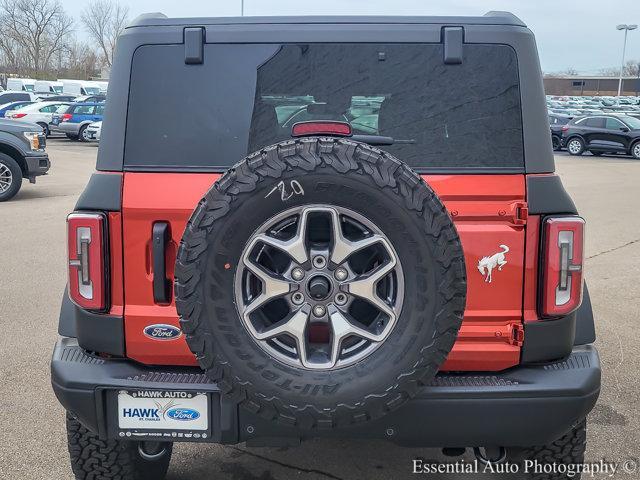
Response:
[166,408,200,421]
[143,324,182,341]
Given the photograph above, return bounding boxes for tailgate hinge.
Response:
[509,323,525,347]
[508,201,528,226]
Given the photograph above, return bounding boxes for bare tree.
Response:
[81,0,128,68]
[0,0,74,76]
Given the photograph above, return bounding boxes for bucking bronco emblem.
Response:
[477,245,509,283]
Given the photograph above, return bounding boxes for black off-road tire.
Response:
[0,153,22,202]
[175,137,467,429]
[66,413,173,480]
[507,419,587,480]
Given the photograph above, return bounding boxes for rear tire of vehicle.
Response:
[66,413,173,480]
[66,133,79,141]
[630,141,640,159]
[551,135,561,151]
[566,138,585,156]
[0,153,22,202]
[37,122,50,137]
[506,419,587,479]
[78,125,89,142]
[176,137,467,429]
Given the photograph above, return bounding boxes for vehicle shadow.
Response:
[167,440,525,480]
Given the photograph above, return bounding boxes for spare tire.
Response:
[175,137,466,429]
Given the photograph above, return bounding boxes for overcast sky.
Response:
[58,0,640,73]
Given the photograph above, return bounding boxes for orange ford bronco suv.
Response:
[52,12,600,480]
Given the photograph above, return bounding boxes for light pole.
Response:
[616,24,637,97]
[241,0,244,16]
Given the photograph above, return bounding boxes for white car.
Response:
[8,101,71,137]
[86,121,102,141]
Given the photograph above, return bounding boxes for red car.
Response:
[52,12,599,480]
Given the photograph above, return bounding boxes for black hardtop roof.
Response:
[127,11,525,29]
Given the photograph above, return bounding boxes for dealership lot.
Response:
[1,140,638,479]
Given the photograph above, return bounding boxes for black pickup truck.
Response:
[0,118,50,201]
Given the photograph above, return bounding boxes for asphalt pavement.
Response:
[0,140,638,479]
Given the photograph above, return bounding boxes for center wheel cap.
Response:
[308,275,331,300]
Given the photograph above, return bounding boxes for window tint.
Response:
[605,118,625,130]
[125,43,524,171]
[73,105,95,115]
[39,105,57,113]
[95,105,105,115]
[584,117,605,128]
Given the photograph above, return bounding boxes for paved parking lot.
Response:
[0,139,638,479]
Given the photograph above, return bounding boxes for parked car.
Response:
[85,121,101,141]
[562,114,640,158]
[0,91,36,105]
[35,94,77,103]
[6,78,36,92]
[549,113,573,150]
[72,94,106,103]
[0,118,49,201]
[50,102,104,141]
[0,101,35,118]
[7,101,71,137]
[52,12,599,480]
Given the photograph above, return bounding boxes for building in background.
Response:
[544,76,640,96]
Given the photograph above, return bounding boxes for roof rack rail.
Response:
[484,11,525,26]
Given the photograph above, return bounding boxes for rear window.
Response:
[73,105,95,115]
[125,43,524,172]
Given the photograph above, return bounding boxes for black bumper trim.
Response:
[51,338,600,447]
[23,153,50,177]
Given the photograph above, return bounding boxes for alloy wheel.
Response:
[235,205,404,370]
[0,163,12,193]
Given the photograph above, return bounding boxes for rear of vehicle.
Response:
[52,13,600,480]
[51,103,104,141]
[8,102,71,137]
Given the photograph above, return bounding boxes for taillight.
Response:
[61,113,72,122]
[11,113,27,118]
[292,121,352,137]
[561,125,569,132]
[67,212,107,311]
[540,216,585,317]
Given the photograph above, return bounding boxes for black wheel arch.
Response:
[0,143,27,177]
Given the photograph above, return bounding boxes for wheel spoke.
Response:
[343,259,397,319]
[242,257,293,315]
[252,208,311,264]
[327,208,386,265]
[327,305,384,367]
[254,304,310,342]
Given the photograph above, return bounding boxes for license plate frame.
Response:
[116,389,211,441]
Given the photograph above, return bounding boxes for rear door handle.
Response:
[152,222,171,304]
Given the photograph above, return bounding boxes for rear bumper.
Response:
[52,122,81,135]
[51,337,600,448]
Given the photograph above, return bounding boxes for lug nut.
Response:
[313,256,327,268]
[313,305,326,317]
[292,293,305,305]
[291,267,305,281]
[334,268,348,281]
[334,293,348,306]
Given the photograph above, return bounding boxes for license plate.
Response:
[117,390,208,431]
